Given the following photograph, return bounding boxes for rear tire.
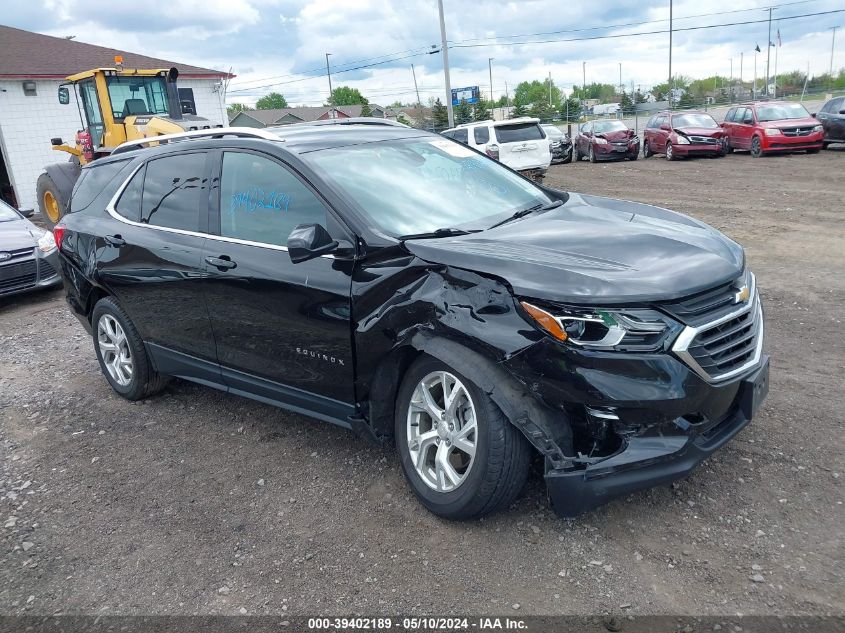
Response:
[395,355,531,520]
[91,297,168,401]
[36,173,67,229]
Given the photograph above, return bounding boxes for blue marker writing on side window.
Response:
[230,187,291,214]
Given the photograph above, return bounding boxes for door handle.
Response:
[104,234,125,247]
[205,255,237,270]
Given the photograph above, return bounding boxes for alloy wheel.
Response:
[750,137,762,157]
[666,143,674,161]
[406,371,477,493]
[97,314,133,386]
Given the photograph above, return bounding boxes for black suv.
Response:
[54,125,769,520]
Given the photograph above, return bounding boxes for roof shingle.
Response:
[0,24,230,78]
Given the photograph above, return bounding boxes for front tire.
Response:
[395,355,531,520]
[750,136,763,158]
[588,145,597,163]
[36,173,67,229]
[665,142,675,161]
[643,140,653,158]
[91,297,168,401]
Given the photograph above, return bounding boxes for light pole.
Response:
[740,52,744,98]
[669,0,674,103]
[619,62,623,94]
[488,57,494,110]
[325,53,333,104]
[765,7,773,95]
[831,26,839,92]
[582,61,586,104]
[437,0,454,128]
[729,58,733,101]
[411,64,422,107]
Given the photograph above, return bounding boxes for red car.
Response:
[643,111,726,160]
[573,120,640,162]
[721,101,824,157]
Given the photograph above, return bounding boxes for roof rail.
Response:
[111,127,282,155]
[284,117,410,128]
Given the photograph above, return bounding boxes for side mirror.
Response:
[660,124,672,132]
[58,87,70,105]
[810,112,817,118]
[839,109,845,115]
[287,224,338,264]
[743,117,753,125]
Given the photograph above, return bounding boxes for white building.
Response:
[0,25,229,212]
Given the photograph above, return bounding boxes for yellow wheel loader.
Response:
[37,57,220,228]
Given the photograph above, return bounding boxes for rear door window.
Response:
[219,152,328,247]
[494,123,544,143]
[70,159,132,214]
[141,152,208,232]
[473,126,490,144]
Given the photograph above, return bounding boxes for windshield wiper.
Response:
[398,227,482,241]
[487,199,564,230]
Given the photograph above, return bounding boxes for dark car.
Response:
[541,124,573,164]
[643,111,726,160]
[0,199,61,298]
[721,102,823,157]
[53,125,768,520]
[573,120,640,162]
[813,96,845,147]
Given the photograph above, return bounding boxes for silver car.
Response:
[0,200,61,298]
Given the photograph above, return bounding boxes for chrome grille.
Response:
[0,247,34,262]
[780,126,815,137]
[672,274,763,382]
[688,136,720,144]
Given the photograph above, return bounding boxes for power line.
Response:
[450,9,845,49]
[449,0,817,46]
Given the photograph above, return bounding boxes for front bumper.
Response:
[594,142,639,160]
[0,249,61,298]
[761,133,824,152]
[544,355,768,517]
[673,142,724,157]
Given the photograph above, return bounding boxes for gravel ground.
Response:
[1,148,843,617]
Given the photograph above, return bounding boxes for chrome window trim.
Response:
[104,157,335,257]
[672,274,764,383]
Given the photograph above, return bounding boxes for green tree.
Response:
[329,86,368,106]
[455,99,473,124]
[619,91,634,114]
[360,103,373,117]
[226,103,252,118]
[397,114,412,126]
[571,82,617,102]
[255,92,288,109]
[528,101,553,121]
[473,97,492,122]
[561,96,581,121]
[514,79,561,109]
[510,100,528,118]
[432,98,449,128]
[495,95,509,107]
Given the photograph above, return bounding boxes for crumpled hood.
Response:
[404,193,744,305]
[598,130,633,142]
[0,219,41,251]
[674,126,724,138]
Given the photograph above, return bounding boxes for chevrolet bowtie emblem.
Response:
[734,285,751,303]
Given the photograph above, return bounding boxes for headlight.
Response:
[630,135,639,143]
[813,124,823,132]
[593,137,608,145]
[519,301,681,352]
[676,135,690,144]
[764,128,780,136]
[37,231,56,253]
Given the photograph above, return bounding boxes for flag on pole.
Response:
[777,29,782,47]
[755,44,761,53]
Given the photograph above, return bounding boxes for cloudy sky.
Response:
[4,0,844,106]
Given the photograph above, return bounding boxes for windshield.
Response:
[592,120,628,133]
[304,137,553,237]
[542,125,563,138]
[106,75,170,119]
[0,200,20,222]
[756,102,811,122]
[671,113,719,128]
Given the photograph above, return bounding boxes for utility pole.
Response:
[729,58,733,101]
[488,58,494,108]
[831,26,838,92]
[766,7,773,95]
[754,48,758,99]
[411,64,422,107]
[619,62,622,94]
[548,70,552,106]
[669,0,673,99]
[740,52,744,98]
[325,53,333,105]
[582,61,586,99]
[505,81,510,108]
[437,0,454,128]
